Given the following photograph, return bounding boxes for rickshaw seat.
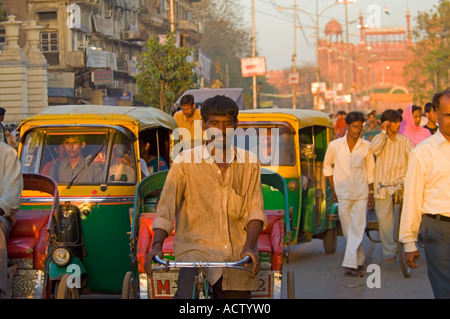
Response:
[137,213,175,273]
[258,210,284,271]
[7,210,50,270]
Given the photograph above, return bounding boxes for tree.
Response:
[405,0,450,104]
[194,0,277,107]
[0,2,6,21]
[135,32,197,112]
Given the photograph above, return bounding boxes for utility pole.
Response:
[315,0,320,82]
[344,1,351,94]
[169,0,176,33]
[292,0,297,109]
[278,1,298,109]
[280,0,343,109]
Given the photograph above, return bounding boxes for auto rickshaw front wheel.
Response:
[322,227,338,254]
[55,273,80,299]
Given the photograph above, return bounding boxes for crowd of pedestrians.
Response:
[327,91,450,299]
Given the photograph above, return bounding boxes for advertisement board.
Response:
[241,57,267,77]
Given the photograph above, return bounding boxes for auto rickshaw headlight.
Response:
[287,180,300,191]
[52,247,71,267]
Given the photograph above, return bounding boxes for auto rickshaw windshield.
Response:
[233,124,296,166]
[20,127,137,186]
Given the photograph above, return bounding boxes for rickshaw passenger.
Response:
[145,95,267,299]
[139,134,168,176]
[109,144,136,183]
[0,143,23,299]
[49,135,102,183]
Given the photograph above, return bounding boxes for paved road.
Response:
[280,234,434,299]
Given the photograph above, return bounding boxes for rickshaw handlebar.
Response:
[153,255,251,271]
[377,181,404,194]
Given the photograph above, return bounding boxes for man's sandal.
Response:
[344,268,364,277]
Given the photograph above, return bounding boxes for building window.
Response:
[41,32,59,65]
[38,11,58,21]
[0,29,5,51]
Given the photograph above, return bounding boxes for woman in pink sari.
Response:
[399,105,431,146]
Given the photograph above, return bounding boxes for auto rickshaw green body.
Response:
[17,105,176,296]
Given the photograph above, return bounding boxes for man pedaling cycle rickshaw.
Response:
[144,95,267,299]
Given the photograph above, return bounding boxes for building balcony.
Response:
[139,11,169,29]
[74,0,102,7]
[178,20,199,33]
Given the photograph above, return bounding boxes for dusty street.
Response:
[280,234,434,299]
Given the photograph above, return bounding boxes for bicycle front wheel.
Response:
[394,203,411,278]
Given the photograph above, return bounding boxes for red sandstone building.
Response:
[267,10,416,112]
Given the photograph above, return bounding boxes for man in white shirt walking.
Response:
[324,112,375,277]
[400,90,450,299]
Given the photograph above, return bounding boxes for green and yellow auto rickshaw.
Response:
[237,108,340,254]
[17,105,176,298]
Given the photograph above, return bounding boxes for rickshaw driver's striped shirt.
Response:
[152,144,268,292]
[369,131,414,198]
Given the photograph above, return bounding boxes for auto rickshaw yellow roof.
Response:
[20,105,177,131]
[239,108,332,128]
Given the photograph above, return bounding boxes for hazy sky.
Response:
[237,0,441,71]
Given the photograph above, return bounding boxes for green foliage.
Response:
[405,0,450,104]
[135,32,197,112]
[0,1,7,21]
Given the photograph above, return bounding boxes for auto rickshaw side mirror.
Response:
[100,184,108,192]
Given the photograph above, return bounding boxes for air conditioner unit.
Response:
[122,30,140,40]
[105,10,113,18]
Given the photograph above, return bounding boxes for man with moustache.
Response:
[400,90,450,299]
[145,95,267,299]
[369,110,414,263]
[49,135,102,184]
[324,111,375,277]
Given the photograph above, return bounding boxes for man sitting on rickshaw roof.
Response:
[145,95,267,299]
[173,94,203,149]
[49,135,102,184]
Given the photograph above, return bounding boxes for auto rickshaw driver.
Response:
[49,135,102,184]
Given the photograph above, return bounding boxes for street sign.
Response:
[241,57,266,77]
[288,72,300,85]
[311,82,326,94]
[325,90,336,100]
